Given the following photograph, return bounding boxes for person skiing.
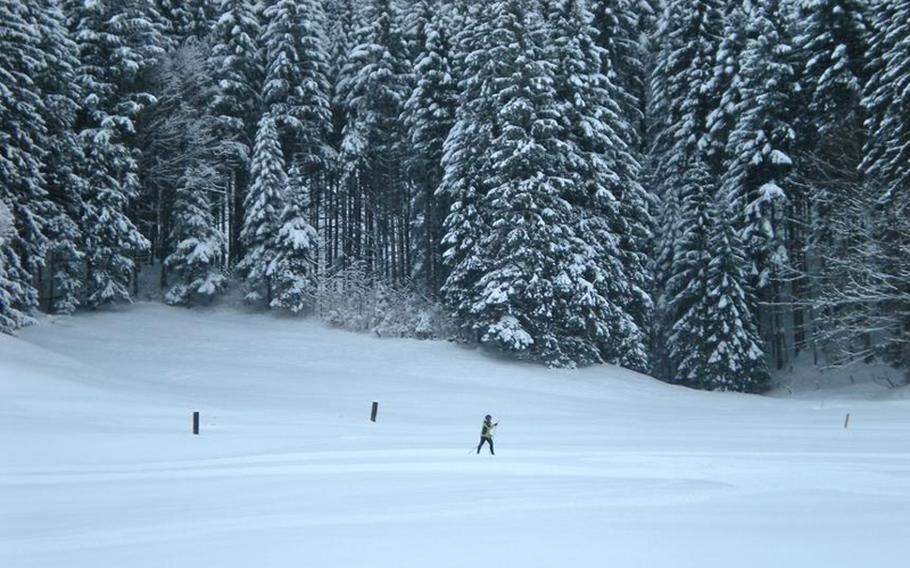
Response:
[476,414,498,455]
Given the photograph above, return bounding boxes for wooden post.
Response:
[193,411,200,435]
[844,413,850,429]
[370,401,378,423]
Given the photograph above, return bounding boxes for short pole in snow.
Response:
[844,413,850,429]
[370,402,379,423]
[193,411,200,435]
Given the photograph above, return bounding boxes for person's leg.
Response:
[476,437,484,454]
[489,438,495,455]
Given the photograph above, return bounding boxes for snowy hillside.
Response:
[2,304,909,568]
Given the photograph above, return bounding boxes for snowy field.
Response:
[2,303,909,568]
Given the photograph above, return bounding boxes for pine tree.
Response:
[795,0,871,362]
[240,115,287,303]
[66,0,165,307]
[648,0,725,377]
[438,0,503,320]
[650,183,683,377]
[794,0,869,249]
[339,0,411,170]
[544,0,650,369]
[704,1,750,171]
[0,202,14,250]
[209,0,263,261]
[0,199,34,334]
[699,199,770,393]
[28,0,86,314]
[326,0,358,146]
[0,0,52,327]
[267,160,319,313]
[649,0,724,184]
[164,165,226,305]
[587,2,657,353]
[862,0,910,196]
[858,0,910,373]
[467,2,575,365]
[440,0,595,366]
[260,0,332,169]
[210,0,262,157]
[797,0,868,133]
[401,2,458,292]
[589,0,650,152]
[337,0,412,277]
[156,0,215,45]
[722,0,796,294]
[667,158,769,391]
[666,158,714,386]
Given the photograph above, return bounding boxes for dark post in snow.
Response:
[193,411,200,435]
[370,402,379,423]
[844,413,850,429]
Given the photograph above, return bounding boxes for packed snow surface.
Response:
[1,303,909,567]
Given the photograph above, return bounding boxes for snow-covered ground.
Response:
[1,303,909,568]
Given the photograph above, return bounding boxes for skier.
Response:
[476,414,498,455]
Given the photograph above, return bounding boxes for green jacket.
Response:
[481,421,496,438]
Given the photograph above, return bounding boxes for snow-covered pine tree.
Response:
[666,158,714,387]
[467,1,574,365]
[440,0,591,366]
[543,0,650,370]
[66,0,165,307]
[649,182,683,378]
[337,0,412,278]
[210,0,262,156]
[209,0,263,260]
[436,4,492,318]
[794,0,871,362]
[0,202,12,244]
[138,38,239,288]
[794,0,869,249]
[267,159,320,313]
[400,0,432,63]
[321,0,360,274]
[78,146,152,308]
[28,0,86,315]
[326,0,358,142]
[862,0,909,197]
[721,0,798,368]
[698,190,770,393]
[667,157,769,391]
[0,199,34,334]
[648,0,725,378]
[703,0,750,171]
[401,2,458,293]
[260,0,332,171]
[0,0,54,328]
[156,0,215,46]
[164,165,226,306]
[447,0,485,88]
[240,115,287,303]
[589,0,650,152]
[648,0,724,183]
[797,0,868,132]
[856,0,910,375]
[588,0,661,371]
